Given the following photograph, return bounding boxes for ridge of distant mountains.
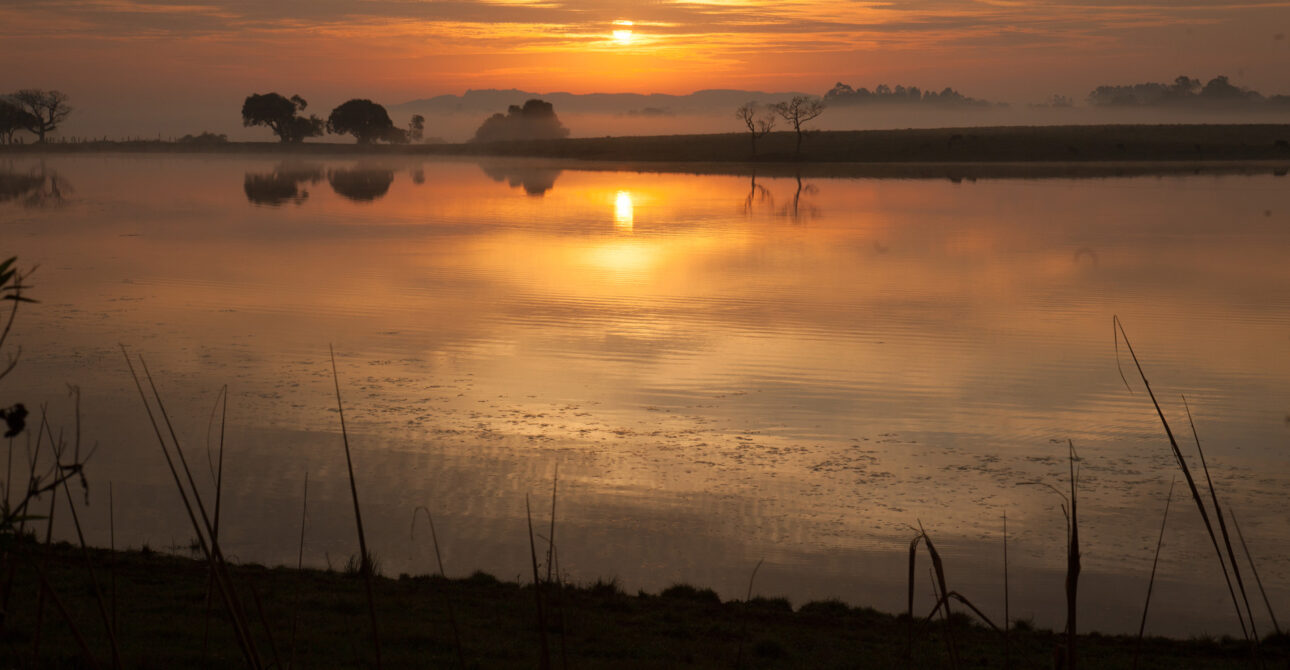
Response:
[390,89,814,116]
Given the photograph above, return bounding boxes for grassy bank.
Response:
[3,538,1285,669]
[4,124,1290,165]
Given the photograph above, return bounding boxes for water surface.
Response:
[3,154,1288,636]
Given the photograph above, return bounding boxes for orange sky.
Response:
[1,1,1288,137]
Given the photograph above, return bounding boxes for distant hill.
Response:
[389,88,813,117]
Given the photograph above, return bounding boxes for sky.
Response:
[1,0,1289,138]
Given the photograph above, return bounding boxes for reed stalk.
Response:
[1064,440,1080,670]
[1003,511,1010,670]
[526,494,553,670]
[412,505,466,668]
[917,521,960,669]
[288,471,308,670]
[121,346,262,669]
[1134,477,1176,670]
[734,558,764,670]
[1231,511,1281,636]
[329,345,381,670]
[1183,396,1259,645]
[1113,316,1249,642]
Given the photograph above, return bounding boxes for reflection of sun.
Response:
[612,20,634,45]
[614,190,634,231]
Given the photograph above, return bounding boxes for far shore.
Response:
[4,124,1290,172]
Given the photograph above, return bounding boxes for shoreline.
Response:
[5,538,1285,668]
[2,123,1288,167]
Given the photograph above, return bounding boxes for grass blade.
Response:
[288,471,309,670]
[1135,477,1176,670]
[412,506,466,668]
[734,558,764,670]
[1003,511,1010,670]
[1231,510,1281,636]
[917,521,959,669]
[120,345,261,669]
[526,494,552,670]
[1112,316,1249,641]
[1065,440,1080,670]
[329,344,381,670]
[1183,396,1259,644]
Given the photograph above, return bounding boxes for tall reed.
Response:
[1231,511,1281,636]
[412,505,466,668]
[329,345,382,669]
[121,346,262,668]
[1113,316,1249,642]
[526,494,553,670]
[1134,477,1176,670]
[1183,397,1259,644]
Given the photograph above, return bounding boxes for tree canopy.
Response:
[823,82,993,107]
[326,99,396,144]
[772,96,826,155]
[1087,75,1278,107]
[242,93,323,143]
[0,99,39,144]
[8,90,72,143]
[472,99,569,143]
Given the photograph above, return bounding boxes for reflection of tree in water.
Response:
[479,163,562,196]
[743,173,773,214]
[0,166,72,208]
[782,174,821,222]
[328,166,395,202]
[243,163,323,206]
[742,172,819,222]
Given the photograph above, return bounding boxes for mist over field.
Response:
[42,83,1290,144]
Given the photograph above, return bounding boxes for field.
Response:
[4,124,1290,167]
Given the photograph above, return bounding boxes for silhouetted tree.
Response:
[772,96,825,156]
[735,101,776,157]
[472,99,569,143]
[326,99,395,144]
[1087,74,1263,107]
[178,131,229,145]
[383,126,409,144]
[408,115,425,142]
[824,82,992,107]
[242,93,323,143]
[9,90,71,143]
[0,99,38,144]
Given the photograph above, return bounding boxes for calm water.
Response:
[3,154,1289,636]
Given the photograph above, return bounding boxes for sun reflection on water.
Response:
[614,190,634,231]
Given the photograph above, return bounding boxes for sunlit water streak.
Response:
[2,154,1289,636]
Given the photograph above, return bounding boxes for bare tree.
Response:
[772,95,825,156]
[735,101,776,157]
[10,89,72,143]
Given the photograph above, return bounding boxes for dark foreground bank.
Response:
[2,540,1284,669]
[5,124,1290,166]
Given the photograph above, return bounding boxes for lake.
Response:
[2,153,1288,637]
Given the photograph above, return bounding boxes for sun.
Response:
[612,20,634,45]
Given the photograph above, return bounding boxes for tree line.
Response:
[0,90,72,144]
[1087,75,1290,108]
[242,93,425,144]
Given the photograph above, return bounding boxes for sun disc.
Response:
[612,20,634,45]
